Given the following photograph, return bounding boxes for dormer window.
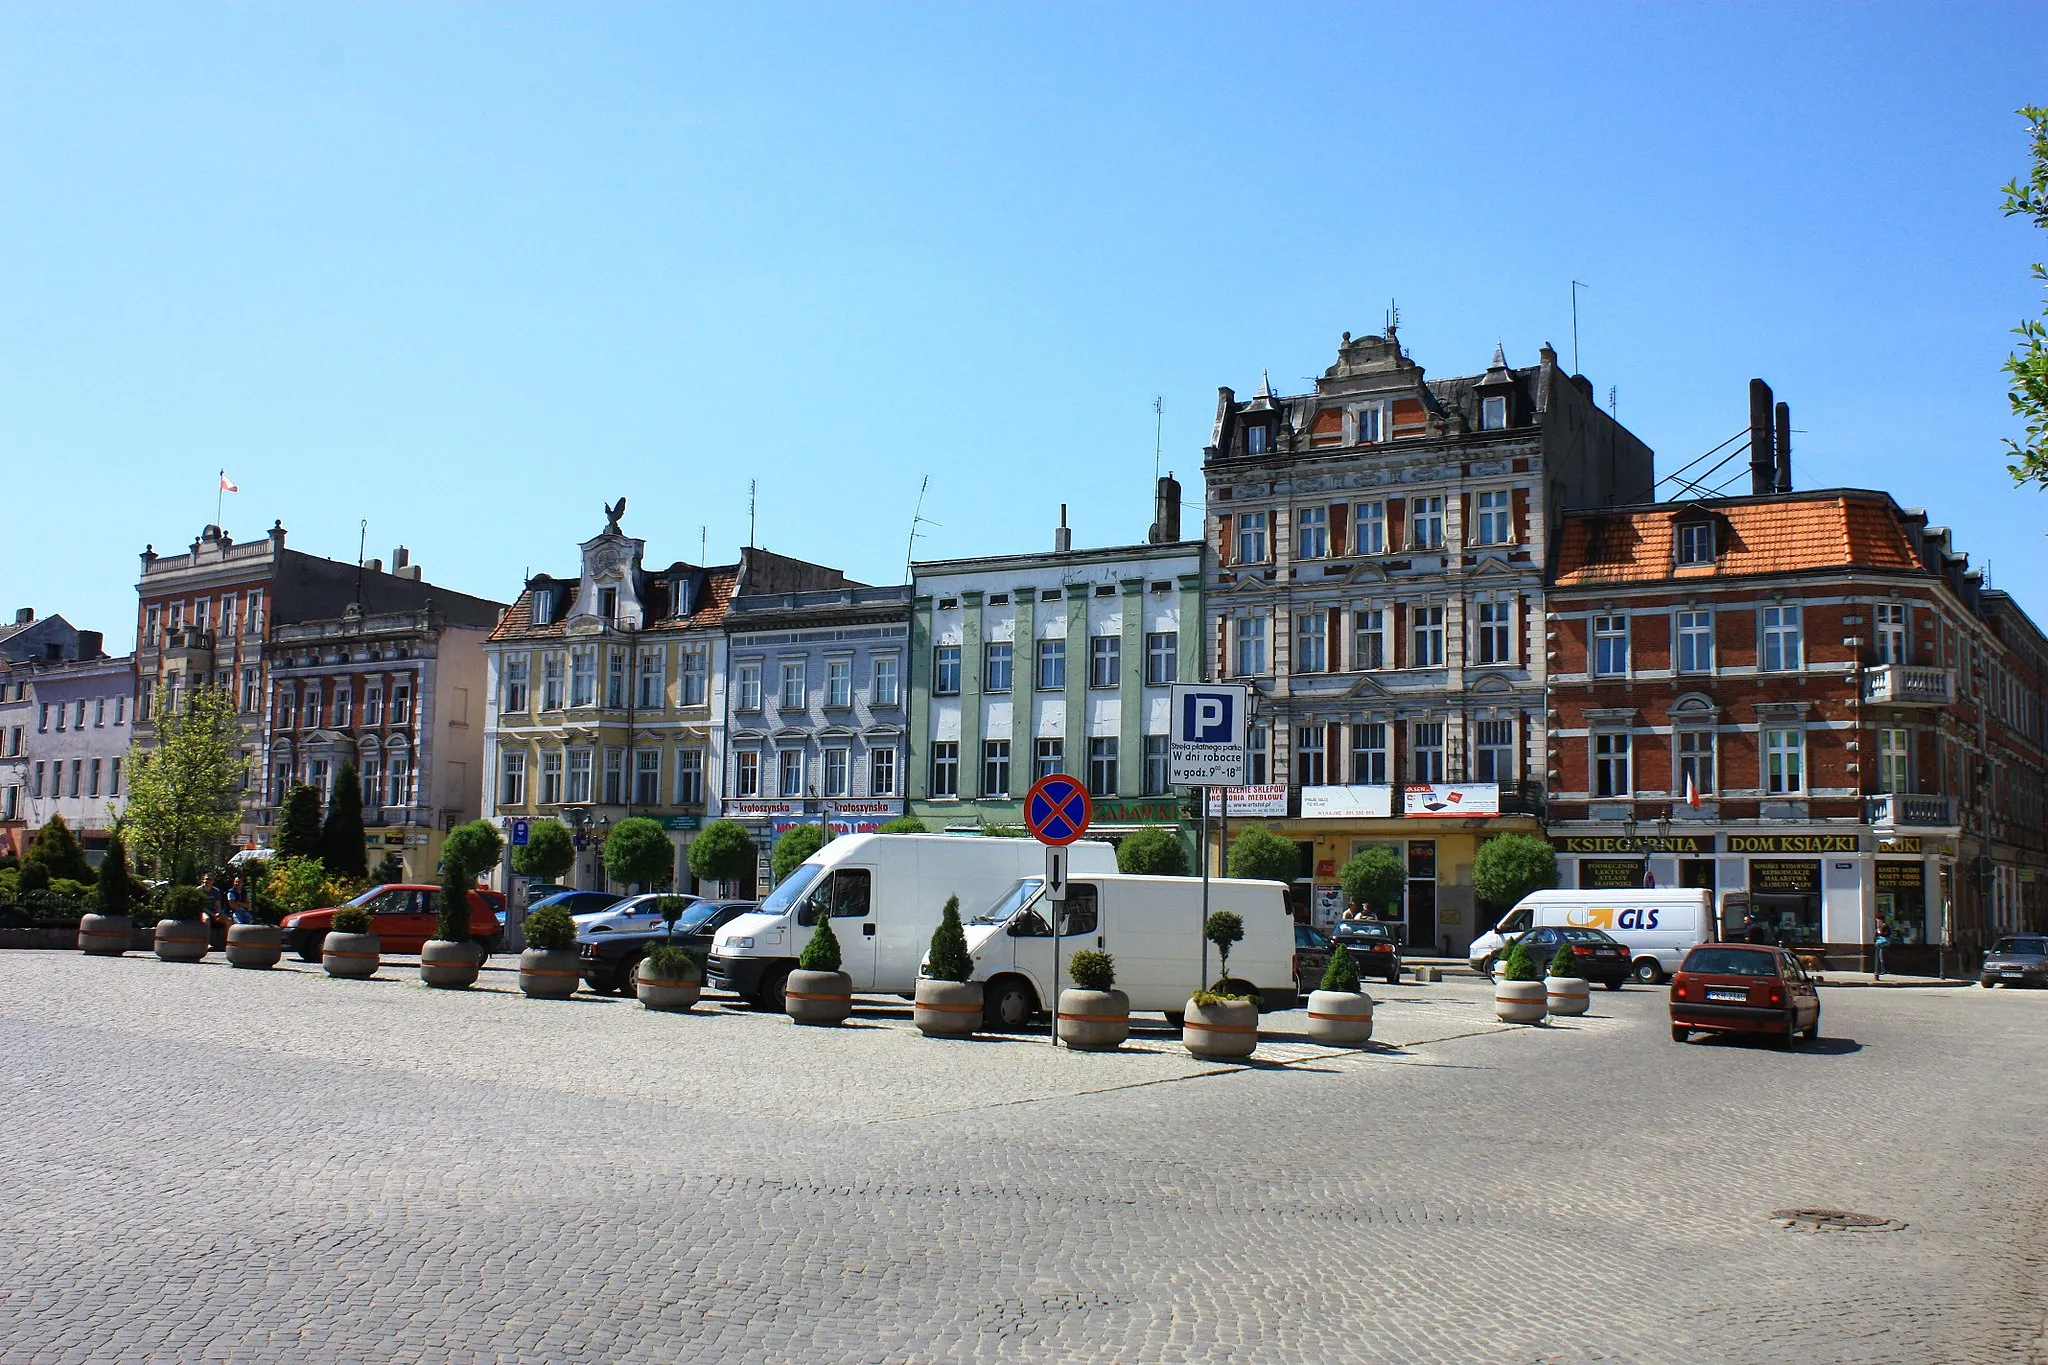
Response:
[530,590,554,627]
[1355,405,1382,444]
[597,586,618,620]
[1245,424,1270,455]
[1480,395,1508,431]
[1676,522,1716,566]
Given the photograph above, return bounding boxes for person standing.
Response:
[1873,923,1890,981]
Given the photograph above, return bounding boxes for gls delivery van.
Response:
[1468,888,1713,985]
[958,874,1297,1027]
[706,833,1117,1012]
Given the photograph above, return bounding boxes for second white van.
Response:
[1468,888,1713,984]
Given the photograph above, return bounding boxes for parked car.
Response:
[1294,922,1334,995]
[1330,919,1403,985]
[578,900,760,995]
[283,884,504,962]
[498,888,625,927]
[1978,934,2048,988]
[576,892,699,936]
[1499,925,1633,990]
[1669,943,1821,1048]
[1471,889,1713,984]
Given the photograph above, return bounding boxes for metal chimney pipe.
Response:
[1773,401,1792,493]
[1748,379,1775,495]
[1054,504,1072,554]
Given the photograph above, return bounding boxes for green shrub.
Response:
[274,784,324,862]
[25,814,96,885]
[1192,985,1255,1007]
[643,942,702,979]
[264,856,336,918]
[523,903,576,951]
[17,861,49,894]
[160,885,206,922]
[1204,909,1245,983]
[656,894,693,937]
[1549,942,1580,978]
[604,817,672,889]
[332,904,371,934]
[1227,827,1299,884]
[797,915,842,972]
[370,852,405,884]
[1501,938,1540,982]
[924,895,972,982]
[94,834,140,917]
[1473,834,1559,917]
[1067,949,1116,991]
[1116,825,1189,876]
[320,761,370,881]
[1318,944,1361,993]
[48,877,90,900]
[1338,847,1404,915]
[688,819,756,883]
[772,824,829,884]
[877,816,927,835]
[444,821,506,882]
[511,819,576,883]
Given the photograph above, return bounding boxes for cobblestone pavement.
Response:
[2,951,2044,1364]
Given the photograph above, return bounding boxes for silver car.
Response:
[1979,935,2048,988]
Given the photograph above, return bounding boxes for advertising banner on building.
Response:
[1402,783,1500,818]
[1301,785,1395,819]
[730,800,803,818]
[1204,785,1289,817]
[824,799,903,818]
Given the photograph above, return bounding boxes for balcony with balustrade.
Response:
[1864,791,1959,833]
[1860,665,1954,707]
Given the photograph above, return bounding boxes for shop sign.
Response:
[1876,861,1924,890]
[1556,834,1714,854]
[1316,859,1335,878]
[730,800,802,818]
[1728,834,1858,854]
[661,816,700,832]
[1091,800,1183,825]
[1579,858,1646,889]
[1877,837,1922,854]
[825,799,903,818]
[1301,785,1394,819]
[1749,859,1822,893]
[1205,785,1288,817]
[1403,783,1500,818]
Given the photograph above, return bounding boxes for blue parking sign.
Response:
[1168,683,1249,786]
[510,819,530,847]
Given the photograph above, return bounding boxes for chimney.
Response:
[1054,504,1072,554]
[13,607,31,625]
[367,558,383,574]
[1748,379,1776,495]
[1773,401,1792,493]
[392,546,420,580]
[1148,473,1182,544]
[77,631,103,659]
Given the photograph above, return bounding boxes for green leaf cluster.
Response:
[1318,943,1361,993]
[688,820,756,883]
[160,885,207,923]
[643,943,703,979]
[1204,909,1245,982]
[121,685,248,878]
[2002,106,2048,487]
[1501,939,1540,982]
[274,784,324,862]
[95,833,140,917]
[1549,942,1580,978]
[924,895,972,982]
[605,817,672,889]
[1338,847,1404,914]
[1473,834,1559,914]
[320,762,369,880]
[522,903,576,951]
[511,820,575,882]
[877,816,927,835]
[1067,949,1115,991]
[1115,825,1188,876]
[771,824,829,884]
[797,915,842,972]
[1227,828,1299,884]
[332,904,371,934]
[264,856,336,918]
[24,815,95,885]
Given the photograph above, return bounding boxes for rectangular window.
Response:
[117,693,128,724]
[3,726,16,756]
[1474,599,1511,665]
[1296,724,1327,786]
[39,703,51,732]
[868,747,895,797]
[1350,723,1388,784]
[872,655,900,706]
[145,606,161,647]
[1475,490,1511,545]
[826,659,853,708]
[246,590,264,637]
[597,586,617,621]
[2,788,12,820]
[540,751,563,804]
[1355,405,1382,444]
[681,647,709,706]
[1248,726,1268,784]
[503,656,530,712]
[1410,496,1444,549]
[301,689,320,729]
[603,748,625,805]
[1246,424,1269,455]
[1035,737,1064,782]
[1143,734,1169,795]
[1592,615,1630,677]
[1235,511,1269,564]
[1412,722,1445,782]
[88,758,102,798]
[676,749,705,805]
[1295,613,1327,673]
[1765,727,1805,794]
[984,643,1012,694]
[385,752,409,807]
[779,750,805,798]
[1411,606,1445,668]
[109,757,121,797]
[1676,611,1713,673]
[570,648,597,707]
[1677,522,1715,565]
[639,650,665,709]
[391,682,412,726]
[1878,729,1909,793]
[1087,736,1118,796]
[1296,506,1329,559]
[1235,618,1267,676]
[1481,395,1508,430]
[1875,603,1907,665]
[605,650,626,708]
[1352,501,1385,556]
[1762,604,1803,672]
[1089,636,1120,688]
[823,747,849,797]
[566,749,593,804]
[934,645,962,696]
[1474,719,1514,782]
[736,663,762,711]
[931,741,960,797]
[630,749,660,806]
[1593,733,1632,798]
[780,661,806,710]
[1678,730,1715,796]
[529,589,554,627]
[332,689,351,728]
[93,698,105,727]
[541,656,563,711]
[1036,639,1066,690]
[69,760,81,797]
[500,751,527,805]
[982,740,1010,797]
[74,699,86,730]
[32,762,44,798]
[734,750,761,798]
[1145,632,1177,686]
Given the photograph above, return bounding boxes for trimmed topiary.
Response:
[1549,942,1579,978]
[332,904,371,934]
[511,819,575,883]
[1474,833,1560,919]
[605,816,673,889]
[797,914,842,972]
[1501,938,1540,982]
[94,833,140,916]
[1318,942,1361,993]
[1067,949,1116,991]
[643,942,702,978]
[925,895,972,982]
[1338,846,1404,916]
[161,885,206,921]
[688,819,756,884]
[522,903,576,951]
[274,784,324,862]
[1204,909,1245,984]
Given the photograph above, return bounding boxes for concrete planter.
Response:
[913,978,983,1037]
[1056,988,1130,1051]
[785,968,853,1025]
[1494,979,1547,1024]
[519,947,582,999]
[419,938,482,989]
[153,919,209,963]
[1182,995,1258,1060]
[1545,975,1591,1018]
[322,931,381,979]
[635,959,703,1012]
[1304,989,1375,1045]
[78,913,132,956]
[225,923,284,969]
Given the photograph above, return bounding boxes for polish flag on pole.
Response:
[1684,772,1703,808]
[219,472,238,493]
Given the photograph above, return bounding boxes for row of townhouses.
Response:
[4,329,2044,969]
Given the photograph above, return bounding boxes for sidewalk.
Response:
[1814,971,1973,990]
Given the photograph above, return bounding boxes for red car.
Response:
[283,884,505,962]
[1669,943,1821,1048]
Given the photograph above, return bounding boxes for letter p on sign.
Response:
[1187,693,1231,741]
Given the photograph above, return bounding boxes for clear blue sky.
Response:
[4,3,2044,648]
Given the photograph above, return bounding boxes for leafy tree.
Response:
[924,895,971,982]
[604,816,673,889]
[1116,825,1189,876]
[370,852,405,884]
[1338,847,1405,915]
[2001,105,2048,487]
[511,819,575,883]
[1204,909,1245,982]
[122,685,246,877]
[797,914,842,972]
[771,824,829,884]
[1318,942,1361,993]
[877,815,927,835]
[1549,942,1580,979]
[1227,827,1299,884]
[94,832,140,917]
[274,783,324,862]
[320,761,368,881]
[24,814,95,885]
[688,820,756,885]
[437,856,475,944]
[1473,834,1559,915]
[436,820,505,942]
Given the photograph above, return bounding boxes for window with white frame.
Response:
[1764,727,1805,793]
[1350,722,1388,784]
[1410,496,1445,549]
[391,681,412,726]
[1593,732,1631,798]
[541,656,563,710]
[1145,632,1177,685]
[247,590,264,636]
[1678,730,1715,796]
[635,749,661,805]
[239,670,256,714]
[868,746,896,797]
[1296,724,1327,786]
[1143,734,1169,795]
[1354,404,1382,444]
[606,650,626,708]
[503,656,530,712]
[734,750,761,798]
[1235,617,1267,676]
[333,687,351,727]
[93,697,105,727]
[1592,615,1630,676]
[1761,604,1803,672]
[736,662,762,711]
[982,740,1010,797]
[1295,612,1327,673]
[930,742,959,797]
[1878,728,1909,793]
[1036,640,1065,689]
[1297,506,1329,559]
[676,749,705,805]
[302,688,320,729]
[1235,511,1269,564]
[603,748,625,804]
[1089,636,1120,688]
[779,749,805,798]
[1034,737,1063,782]
[1353,501,1385,555]
[597,586,618,621]
[88,759,101,798]
[1245,424,1269,455]
[1481,395,1508,430]
[566,748,593,803]
[529,589,554,627]
[268,694,286,730]
[540,750,563,804]
[1475,490,1511,545]
[386,749,412,806]
[1474,719,1514,782]
[823,747,850,797]
[359,749,380,805]
[826,658,853,707]
[1086,737,1118,796]
[1875,603,1907,664]
[1676,521,1715,566]
[1676,610,1713,673]
[500,750,526,806]
[983,643,1012,694]
[570,648,597,706]
[1411,605,1445,667]
[780,660,806,709]
[934,645,962,695]
[638,650,665,708]
[1352,609,1386,670]
[681,646,709,705]
[1412,722,1445,782]
[1474,598,1512,665]
[872,654,900,706]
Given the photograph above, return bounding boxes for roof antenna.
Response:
[748,479,757,549]
[1571,279,1589,374]
[1608,385,1617,419]
[354,519,368,607]
[1152,395,1163,483]
[904,475,941,583]
[700,525,707,565]
[1385,298,1400,341]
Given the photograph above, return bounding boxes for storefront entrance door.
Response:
[1406,840,1437,951]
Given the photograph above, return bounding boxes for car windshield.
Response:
[343,886,386,908]
[756,864,823,917]
[669,902,723,932]
[973,879,1046,925]
[1334,922,1392,941]
[1993,937,2048,956]
[1683,948,1778,977]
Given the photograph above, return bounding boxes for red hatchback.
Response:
[1669,943,1821,1048]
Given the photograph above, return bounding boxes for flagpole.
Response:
[215,470,225,531]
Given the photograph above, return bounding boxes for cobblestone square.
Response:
[2,951,2044,1363]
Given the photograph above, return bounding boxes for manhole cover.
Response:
[1768,1207,1907,1232]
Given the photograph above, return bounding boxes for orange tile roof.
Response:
[487,567,738,642]
[1555,494,1921,586]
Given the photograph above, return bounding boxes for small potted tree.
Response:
[1545,941,1590,1018]
[914,895,982,1037]
[79,831,139,956]
[420,820,503,989]
[1057,949,1129,1050]
[786,912,852,1025]
[518,903,581,998]
[1183,910,1258,1060]
[1494,938,1547,1023]
[635,894,704,1010]
[1304,938,1375,1045]
[153,885,210,962]
[323,902,380,978]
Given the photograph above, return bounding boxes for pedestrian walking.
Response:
[1873,924,1890,981]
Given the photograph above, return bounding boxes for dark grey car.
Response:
[1979,934,2048,988]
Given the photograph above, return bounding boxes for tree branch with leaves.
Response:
[2001,105,2048,487]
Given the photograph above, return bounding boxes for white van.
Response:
[960,874,1297,1027]
[1468,888,1713,984]
[706,833,1116,1011]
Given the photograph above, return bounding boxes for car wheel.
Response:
[1633,959,1663,986]
[296,932,323,963]
[1163,1011,1185,1029]
[1981,979,1996,988]
[1670,1024,1689,1043]
[1603,979,1624,991]
[984,977,1039,1032]
[1804,1012,1821,1041]
[1386,972,1400,986]
[1476,956,1496,980]
[758,967,790,1015]
[1776,1015,1798,1050]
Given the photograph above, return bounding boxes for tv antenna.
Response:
[354,519,368,605]
[748,479,757,548]
[1152,396,1163,482]
[1608,385,1617,418]
[904,475,941,583]
[1385,298,1401,339]
[1571,280,1589,373]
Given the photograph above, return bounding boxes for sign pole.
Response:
[1049,845,1062,1049]
[1199,788,1211,988]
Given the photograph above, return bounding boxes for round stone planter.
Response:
[913,978,983,1037]
[1056,987,1130,1051]
[225,923,284,969]
[78,913,132,956]
[322,931,381,979]
[635,960,703,1012]
[1182,995,1258,1060]
[1545,975,1591,1018]
[1304,989,1375,1045]
[1494,979,1548,1024]
[519,947,582,999]
[153,919,209,963]
[785,968,853,1025]
[419,938,483,990]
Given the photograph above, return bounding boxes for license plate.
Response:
[1705,987,1747,1002]
[2002,971,2024,979]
